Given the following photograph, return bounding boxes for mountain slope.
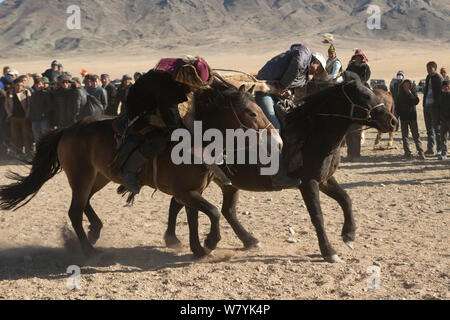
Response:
[0,0,448,57]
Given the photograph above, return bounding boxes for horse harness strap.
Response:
[316,85,385,122]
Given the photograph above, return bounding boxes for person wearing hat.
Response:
[101,74,118,116]
[42,60,63,85]
[390,71,405,101]
[29,77,52,142]
[4,77,32,156]
[256,44,326,130]
[440,67,449,81]
[326,44,343,83]
[344,49,371,161]
[52,75,76,128]
[114,56,236,194]
[346,49,371,88]
[134,72,143,82]
[116,74,133,115]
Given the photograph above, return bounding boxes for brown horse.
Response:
[165,80,398,263]
[0,82,279,259]
[372,89,396,149]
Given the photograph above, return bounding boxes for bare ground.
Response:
[0,111,449,300]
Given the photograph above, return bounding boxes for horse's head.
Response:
[195,82,283,151]
[340,80,398,133]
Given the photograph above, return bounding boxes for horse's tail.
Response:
[0,129,64,211]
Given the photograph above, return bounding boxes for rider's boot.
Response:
[121,149,148,194]
[270,154,302,190]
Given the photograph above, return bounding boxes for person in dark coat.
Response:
[101,74,118,116]
[29,78,52,142]
[438,80,450,160]
[256,44,326,129]
[345,49,372,161]
[395,79,424,159]
[116,75,133,115]
[423,61,444,155]
[85,75,108,111]
[117,57,215,194]
[53,75,78,128]
[42,60,62,85]
[0,87,7,159]
[346,49,371,88]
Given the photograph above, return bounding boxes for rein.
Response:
[316,84,385,123]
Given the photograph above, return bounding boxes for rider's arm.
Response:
[279,50,308,89]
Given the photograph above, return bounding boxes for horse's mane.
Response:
[194,80,253,120]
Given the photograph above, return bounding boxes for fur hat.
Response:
[351,49,368,63]
[328,44,336,55]
[155,56,213,88]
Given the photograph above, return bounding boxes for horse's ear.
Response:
[239,85,246,94]
[248,85,256,95]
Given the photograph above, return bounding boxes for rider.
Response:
[116,56,230,194]
[326,44,344,84]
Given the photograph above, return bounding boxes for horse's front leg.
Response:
[164,197,184,249]
[319,176,356,249]
[299,179,341,263]
[221,185,260,249]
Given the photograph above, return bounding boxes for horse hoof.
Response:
[344,241,354,250]
[325,254,343,263]
[164,234,182,249]
[87,231,100,245]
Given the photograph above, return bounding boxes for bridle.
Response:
[316,84,385,123]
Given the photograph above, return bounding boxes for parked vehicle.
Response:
[370,79,388,91]
[417,79,426,93]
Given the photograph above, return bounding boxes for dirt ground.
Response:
[0,103,448,301]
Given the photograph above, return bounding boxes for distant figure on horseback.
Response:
[346,49,371,88]
[115,56,230,194]
[326,44,344,84]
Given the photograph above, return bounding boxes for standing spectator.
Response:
[101,74,118,116]
[70,77,87,121]
[116,74,133,115]
[423,61,443,156]
[396,79,425,160]
[85,75,108,111]
[438,80,450,160]
[29,78,52,142]
[0,86,7,159]
[42,77,51,90]
[440,67,449,81]
[4,78,32,155]
[346,49,371,88]
[8,69,19,80]
[42,60,62,85]
[0,67,9,90]
[390,71,405,101]
[52,75,74,128]
[345,49,371,161]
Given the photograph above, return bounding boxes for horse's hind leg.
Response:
[164,197,184,249]
[175,190,221,258]
[66,169,100,258]
[84,174,110,245]
[221,186,259,249]
[319,176,356,249]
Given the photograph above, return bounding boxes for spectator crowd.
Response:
[0,56,448,162]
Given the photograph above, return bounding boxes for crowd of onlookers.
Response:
[389,63,449,160]
[0,58,449,162]
[0,60,143,159]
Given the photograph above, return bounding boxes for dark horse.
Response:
[0,82,279,259]
[164,79,398,263]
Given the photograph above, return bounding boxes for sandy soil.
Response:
[7,38,450,83]
[0,99,448,300]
